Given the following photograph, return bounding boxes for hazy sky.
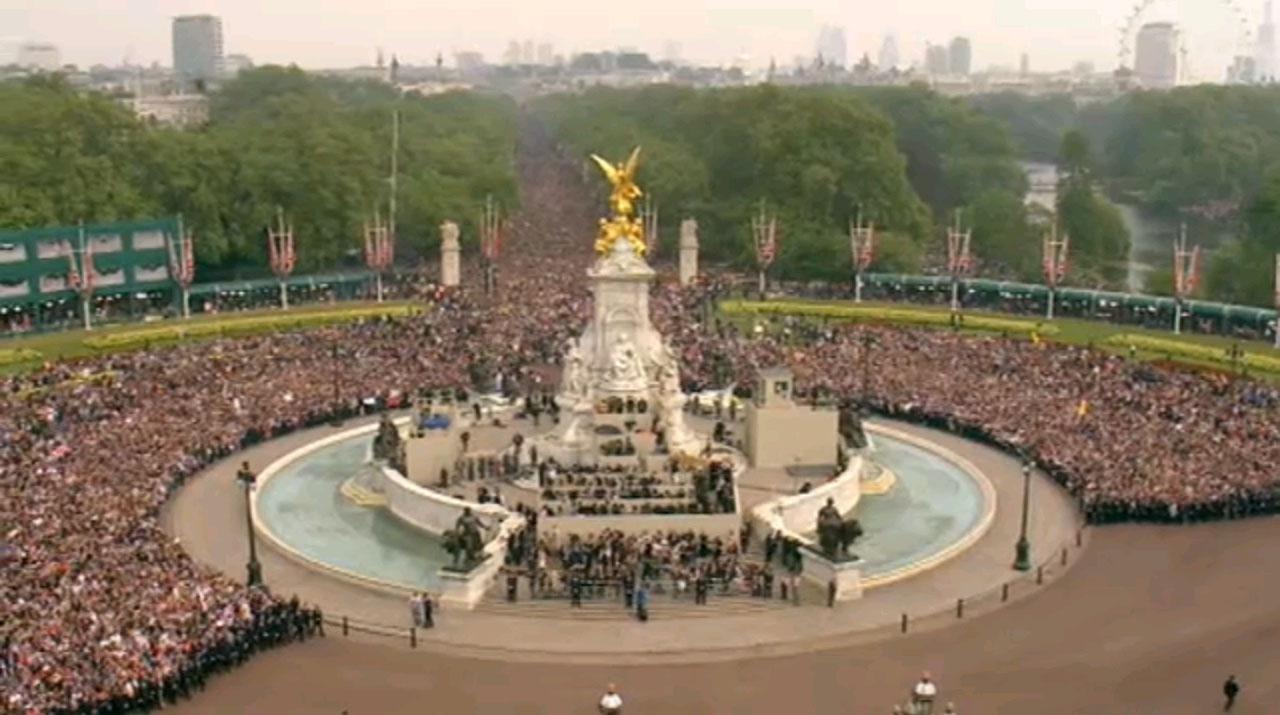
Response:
[0,0,1264,76]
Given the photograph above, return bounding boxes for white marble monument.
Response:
[547,234,704,463]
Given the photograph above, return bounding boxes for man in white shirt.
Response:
[599,683,623,714]
[912,671,937,714]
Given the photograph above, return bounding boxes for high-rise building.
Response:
[816,25,848,68]
[925,43,950,75]
[1258,1,1277,81]
[662,41,683,65]
[1135,22,1180,88]
[877,34,900,70]
[172,15,223,90]
[521,40,536,65]
[1019,52,1030,76]
[17,43,61,71]
[948,36,972,75]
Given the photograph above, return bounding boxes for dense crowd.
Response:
[3,119,1280,712]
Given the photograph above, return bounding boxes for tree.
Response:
[1058,130,1091,187]
[967,190,1037,279]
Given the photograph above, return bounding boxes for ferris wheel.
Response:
[1117,0,1254,80]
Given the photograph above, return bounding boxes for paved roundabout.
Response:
[160,414,1280,712]
[166,414,1080,662]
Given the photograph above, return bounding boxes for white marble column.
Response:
[678,218,699,286]
[440,221,461,287]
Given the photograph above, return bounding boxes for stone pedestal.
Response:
[800,548,863,601]
[678,218,699,286]
[440,221,461,287]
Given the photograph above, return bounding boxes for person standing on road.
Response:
[599,683,623,714]
[912,671,937,715]
[1223,675,1240,711]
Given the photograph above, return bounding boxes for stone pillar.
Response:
[678,218,699,286]
[440,221,461,287]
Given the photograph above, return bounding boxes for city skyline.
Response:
[0,0,1269,74]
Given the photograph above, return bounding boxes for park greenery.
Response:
[0,68,518,278]
[534,84,1133,287]
[970,87,1280,307]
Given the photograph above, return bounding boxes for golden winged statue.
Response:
[590,147,647,257]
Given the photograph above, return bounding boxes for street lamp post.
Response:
[236,461,263,586]
[329,335,343,427]
[1013,460,1033,571]
[860,331,874,410]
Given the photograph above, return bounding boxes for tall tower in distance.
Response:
[1258,1,1277,82]
[877,34,900,71]
[1135,22,1180,88]
[816,25,848,68]
[948,36,972,76]
[172,15,223,91]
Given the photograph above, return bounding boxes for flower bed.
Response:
[719,300,1057,336]
[83,304,417,351]
[0,347,42,366]
[1104,334,1280,375]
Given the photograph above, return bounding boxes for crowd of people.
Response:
[3,117,1280,712]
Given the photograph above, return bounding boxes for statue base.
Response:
[436,554,501,610]
[799,547,863,602]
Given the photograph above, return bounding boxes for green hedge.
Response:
[720,300,1057,336]
[83,305,417,351]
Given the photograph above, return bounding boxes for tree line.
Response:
[533,84,1132,287]
[0,67,518,279]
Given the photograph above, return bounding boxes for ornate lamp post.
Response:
[236,461,263,586]
[66,225,95,331]
[1172,224,1200,335]
[480,195,502,296]
[640,195,659,258]
[849,211,875,303]
[751,201,778,299]
[267,207,297,310]
[168,218,196,318]
[1272,253,1279,349]
[860,330,875,410]
[1042,224,1069,320]
[945,211,972,325]
[329,332,344,426]
[1013,459,1033,571]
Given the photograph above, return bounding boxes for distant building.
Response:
[129,94,210,128]
[172,15,223,90]
[1134,22,1180,88]
[877,34,900,70]
[536,43,554,66]
[455,52,486,73]
[1019,52,1030,76]
[1258,1,1277,81]
[816,25,848,68]
[663,41,683,65]
[925,43,950,75]
[17,42,61,72]
[948,36,972,75]
[221,53,253,77]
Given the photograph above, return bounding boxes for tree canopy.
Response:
[0,68,518,278]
